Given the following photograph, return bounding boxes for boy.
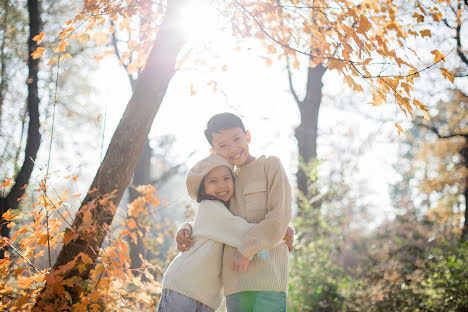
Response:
[177,113,292,312]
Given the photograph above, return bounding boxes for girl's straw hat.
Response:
[186,154,233,200]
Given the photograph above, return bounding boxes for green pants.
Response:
[226,291,286,312]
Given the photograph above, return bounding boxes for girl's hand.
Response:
[229,252,249,272]
[176,229,194,252]
[283,226,294,252]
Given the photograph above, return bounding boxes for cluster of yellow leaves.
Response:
[0,176,163,311]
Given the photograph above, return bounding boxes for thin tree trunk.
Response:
[0,0,42,259]
[461,139,468,241]
[0,0,9,125]
[288,57,325,215]
[34,0,184,306]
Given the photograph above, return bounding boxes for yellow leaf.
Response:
[92,32,109,46]
[440,68,454,83]
[432,12,442,22]
[31,47,45,59]
[79,252,93,264]
[32,32,45,43]
[395,122,404,135]
[420,29,431,37]
[190,83,196,96]
[60,53,72,61]
[431,50,445,63]
[55,40,69,53]
[423,110,431,121]
[412,13,424,23]
[47,58,58,65]
[328,59,345,71]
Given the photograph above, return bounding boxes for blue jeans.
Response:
[157,289,214,312]
[226,291,286,312]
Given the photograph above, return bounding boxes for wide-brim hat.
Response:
[186,154,234,200]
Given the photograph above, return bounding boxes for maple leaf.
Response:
[431,50,445,63]
[440,68,454,83]
[32,32,45,43]
[394,122,404,135]
[31,47,45,59]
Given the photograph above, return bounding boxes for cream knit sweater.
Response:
[162,200,255,310]
[179,155,293,296]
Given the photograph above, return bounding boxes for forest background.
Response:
[0,0,467,311]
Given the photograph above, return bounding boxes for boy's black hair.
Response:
[204,113,246,147]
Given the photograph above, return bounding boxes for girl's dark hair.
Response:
[196,172,234,208]
[204,113,246,147]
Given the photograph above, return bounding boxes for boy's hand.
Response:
[229,252,249,272]
[176,229,194,252]
[283,226,294,252]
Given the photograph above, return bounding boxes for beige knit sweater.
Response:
[223,155,292,296]
[162,200,255,310]
[179,155,293,296]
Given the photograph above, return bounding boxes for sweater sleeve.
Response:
[237,157,292,260]
[194,201,255,248]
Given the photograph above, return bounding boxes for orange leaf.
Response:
[31,47,45,59]
[79,252,93,264]
[47,58,58,65]
[32,32,45,43]
[420,29,431,38]
[328,59,346,71]
[190,83,196,96]
[55,40,69,53]
[17,193,28,202]
[394,122,404,135]
[0,179,11,188]
[265,57,272,67]
[431,50,445,63]
[221,65,227,72]
[440,68,454,83]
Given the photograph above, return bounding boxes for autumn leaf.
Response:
[431,50,445,63]
[395,122,404,135]
[79,252,93,264]
[92,32,109,46]
[55,40,69,53]
[420,29,431,37]
[440,68,454,83]
[32,31,45,43]
[328,59,346,71]
[190,83,196,96]
[412,13,424,23]
[31,47,45,59]
[221,64,227,72]
[17,193,28,202]
[0,178,12,188]
[60,53,72,61]
[265,57,272,67]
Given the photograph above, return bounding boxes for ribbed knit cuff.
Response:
[238,242,257,261]
[178,222,192,233]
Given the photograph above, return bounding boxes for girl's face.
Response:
[203,165,234,202]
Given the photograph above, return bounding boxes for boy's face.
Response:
[210,127,252,167]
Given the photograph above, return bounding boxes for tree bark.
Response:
[0,0,42,259]
[34,0,185,307]
[288,57,325,213]
[461,139,468,241]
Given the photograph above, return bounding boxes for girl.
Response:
[158,154,255,312]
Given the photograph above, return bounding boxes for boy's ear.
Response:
[246,130,251,144]
[210,148,216,154]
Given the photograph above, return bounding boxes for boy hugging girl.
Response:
[158,113,293,312]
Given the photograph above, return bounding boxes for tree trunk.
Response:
[288,57,325,215]
[0,0,9,125]
[461,138,468,241]
[0,0,42,259]
[34,0,184,307]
